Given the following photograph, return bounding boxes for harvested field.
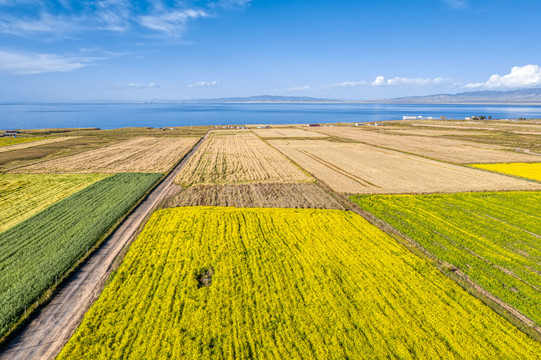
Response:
[310,126,541,163]
[0,173,108,234]
[471,162,541,182]
[268,139,541,194]
[16,137,198,174]
[175,132,310,187]
[164,183,344,209]
[0,137,77,153]
[252,127,327,138]
[0,137,115,171]
[57,207,541,359]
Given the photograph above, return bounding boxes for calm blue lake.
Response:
[1,103,541,130]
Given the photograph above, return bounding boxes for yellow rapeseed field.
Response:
[58,207,540,359]
[471,162,541,181]
[0,173,108,233]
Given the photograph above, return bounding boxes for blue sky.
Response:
[0,0,540,101]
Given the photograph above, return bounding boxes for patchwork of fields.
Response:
[16,137,197,173]
[0,173,161,337]
[471,162,541,182]
[166,183,344,209]
[175,131,310,187]
[0,173,108,233]
[268,139,541,193]
[309,126,541,163]
[57,207,540,359]
[350,191,541,326]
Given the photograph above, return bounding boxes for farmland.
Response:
[0,137,115,171]
[175,131,310,187]
[350,191,541,325]
[309,126,541,163]
[268,139,541,193]
[0,173,108,233]
[0,173,161,337]
[165,183,344,209]
[252,127,328,138]
[57,207,540,359]
[0,137,48,149]
[471,162,541,182]
[16,137,198,174]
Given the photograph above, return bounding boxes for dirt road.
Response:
[0,134,207,360]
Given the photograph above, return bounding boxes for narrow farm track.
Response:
[0,133,208,360]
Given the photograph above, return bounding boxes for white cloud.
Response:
[139,9,209,37]
[465,65,541,89]
[372,76,447,87]
[0,50,91,74]
[285,85,312,92]
[188,81,222,88]
[106,82,160,89]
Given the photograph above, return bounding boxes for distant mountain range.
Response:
[383,87,541,104]
[180,89,541,104]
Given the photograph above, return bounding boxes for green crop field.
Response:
[58,207,540,359]
[0,173,108,233]
[0,172,161,337]
[0,137,46,147]
[350,191,541,326]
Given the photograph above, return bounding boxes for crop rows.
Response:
[175,131,310,187]
[0,173,108,233]
[0,172,161,337]
[471,162,541,182]
[17,137,197,174]
[58,207,540,359]
[268,139,541,193]
[350,191,541,325]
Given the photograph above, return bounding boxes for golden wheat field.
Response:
[57,207,541,359]
[252,127,328,138]
[175,131,311,187]
[15,137,198,174]
[268,139,541,193]
[309,126,541,163]
[166,183,344,209]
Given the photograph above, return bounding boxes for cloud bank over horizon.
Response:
[465,65,541,90]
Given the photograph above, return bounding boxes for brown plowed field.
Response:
[15,137,198,174]
[310,126,541,163]
[175,132,311,186]
[268,139,541,194]
[164,183,344,209]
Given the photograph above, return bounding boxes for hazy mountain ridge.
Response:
[385,88,541,104]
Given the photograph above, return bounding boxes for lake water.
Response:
[1,103,541,130]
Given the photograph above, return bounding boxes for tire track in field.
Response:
[0,133,209,360]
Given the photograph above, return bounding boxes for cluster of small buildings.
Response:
[0,130,17,137]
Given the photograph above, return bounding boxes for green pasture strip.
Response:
[0,172,161,337]
[350,191,541,325]
[0,137,47,148]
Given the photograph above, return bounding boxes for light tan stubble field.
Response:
[175,131,311,187]
[252,127,328,138]
[15,137,198,174]
[309,126,541,163]
[0,137,79,154]
[268,139,541,194]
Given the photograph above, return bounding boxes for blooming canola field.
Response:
[58,207,541,359]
